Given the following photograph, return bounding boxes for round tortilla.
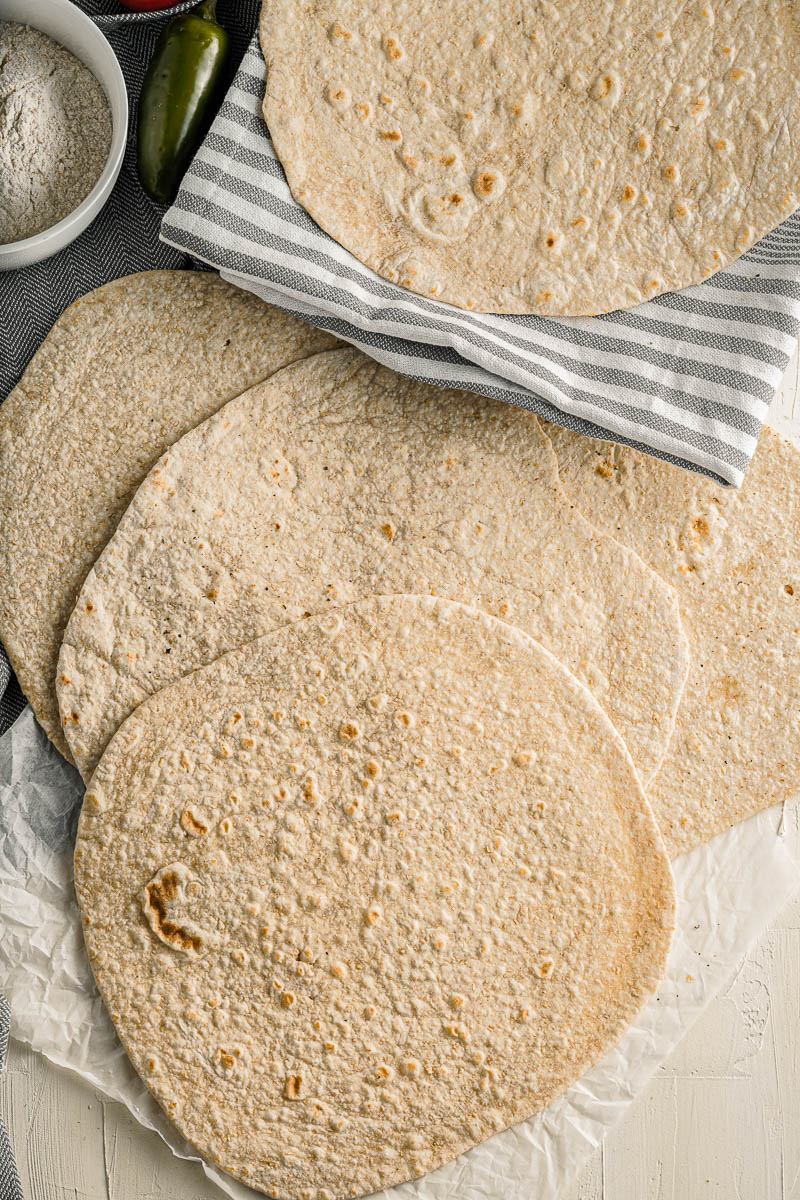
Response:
[0,271,337,760]
[261,0,800,316]
[545,422,800,856]
[75,594,675,1200]
[57,348,688,784]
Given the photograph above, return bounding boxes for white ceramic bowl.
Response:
[0,0,128,270]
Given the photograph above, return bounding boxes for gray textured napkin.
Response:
[0,997,22,1200]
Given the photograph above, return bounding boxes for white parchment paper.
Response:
[1,706,798,1199]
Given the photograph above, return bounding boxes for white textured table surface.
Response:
[2,345,799,1200]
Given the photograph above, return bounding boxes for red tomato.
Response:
[119,0,181,10]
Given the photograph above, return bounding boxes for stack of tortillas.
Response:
[2,269,799,1198]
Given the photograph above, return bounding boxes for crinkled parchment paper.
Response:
[1,707,798,1199]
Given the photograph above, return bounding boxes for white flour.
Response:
[0,22,112,245]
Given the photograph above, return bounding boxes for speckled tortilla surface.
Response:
[75,594,675,1200]
[261,0,800,315]
[546,423,800,856]
[0,270,338,760]
[58,348,688,784]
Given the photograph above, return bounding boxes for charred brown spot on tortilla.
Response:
[143,870,203,953]
[180,807,208,836]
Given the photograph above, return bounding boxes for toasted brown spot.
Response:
[381,130,402,142]
[545,234,556,248]
[285,1074,303,1100]
[622,185,636,202]
[143,871,202,954]
[692,517,710,538]
[713,675,742,702]
[355,102,371,120]
[785,584,795,596]
[440,153,457,167]
[85,602,94,613]
[382,521,396,539]
[329,22,352,38]
[384,35,404,60]
[450,193,464,206]
[595,461,614,479]
[663,164,678,181]
[331,89,346,101]
[180,808,208,836]
[340,721,360,741]
[571,216,587,228]
[474,172,496,196]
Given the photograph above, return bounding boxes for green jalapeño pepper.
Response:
[137,0,230,204]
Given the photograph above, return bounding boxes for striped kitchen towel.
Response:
[161,34,800,487]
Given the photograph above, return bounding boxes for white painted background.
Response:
[2,347,799,1200]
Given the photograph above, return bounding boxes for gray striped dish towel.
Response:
[161,35,800,488]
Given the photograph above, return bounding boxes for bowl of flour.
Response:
[0,0,127,270]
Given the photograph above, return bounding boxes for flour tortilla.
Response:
[74,593,675,1200]
[261,0,800,316]
[547,423,800,856]
[58,348,688,783]
[0,270,337,760]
